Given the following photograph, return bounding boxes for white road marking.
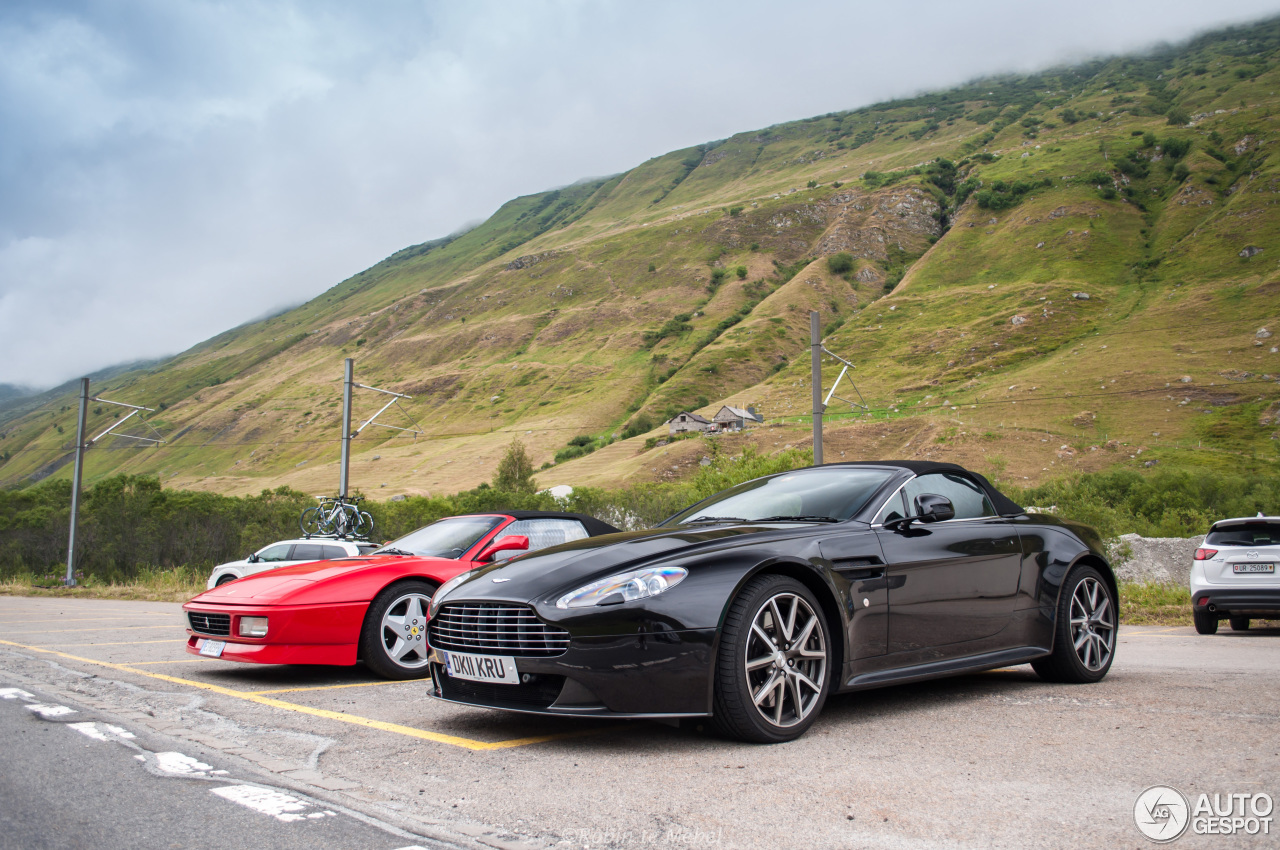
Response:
[68,721,136,741]
[25,703,76,717]
[0,688,34,700]
[211,785,335,822]
[156,752,215,775]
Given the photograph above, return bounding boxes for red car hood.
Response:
[188,554,470,606]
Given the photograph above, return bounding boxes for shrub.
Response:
[728,205,744,217]
[806,180,817,189]
[827,253,855,275]
[648,263,656,272]
[735,266,748,279]
[493,439,537,493]
[1162,136,1192,159]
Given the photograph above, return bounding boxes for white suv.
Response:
[1190,515,1280,634]
[207,538,379,589]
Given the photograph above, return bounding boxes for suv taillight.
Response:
[1194,548,1218,560]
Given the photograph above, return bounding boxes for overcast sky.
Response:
[2,1,1277,389]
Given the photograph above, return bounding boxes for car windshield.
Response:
[378,516,504,558]
[1206,521,1280,546]
[663,468,896,526]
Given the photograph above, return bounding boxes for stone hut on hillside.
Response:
[667,411,712,436]
[712,406,764,432]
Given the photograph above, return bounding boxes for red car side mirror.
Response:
[476,534,529,562]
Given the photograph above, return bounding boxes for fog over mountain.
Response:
[3,0,1277,387]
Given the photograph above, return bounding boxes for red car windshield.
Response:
[377,516,504,558]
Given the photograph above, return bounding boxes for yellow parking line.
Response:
[250,680,419,695]
[31,639,189,647]
[0,638,611,751]
[122,659,206,665]
[0,617,181,625]
[2,625,182,636]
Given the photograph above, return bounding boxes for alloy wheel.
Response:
[1068,576,1115,672]
[379,591,431,669]
[744,592,827,728]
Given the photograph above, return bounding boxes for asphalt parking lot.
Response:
[1,595,1277,849]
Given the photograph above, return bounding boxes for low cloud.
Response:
[2,0,1275,387]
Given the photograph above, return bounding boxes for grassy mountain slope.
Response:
[3,19,1280,496]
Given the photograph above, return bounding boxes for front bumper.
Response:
[428,627,717,718]
[1191,589,1280,616]
[182,600,367,666]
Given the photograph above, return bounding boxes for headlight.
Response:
[556,566,688,609]
[429,571,474,617]
[238,616,268,637]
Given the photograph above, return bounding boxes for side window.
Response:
[902,473,995,520]
[502,519,589,552]
[292,543,327,561]
[873,490,907,525]
[320,545,349,560]
[258,544,295,562]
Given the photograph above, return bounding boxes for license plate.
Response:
[1233,563,1275,574]
[443,651,519,685]
[198,639,226,657]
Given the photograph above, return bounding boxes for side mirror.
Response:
[476,534,530,563]
[914,494,955,523]
[247,553,260,563]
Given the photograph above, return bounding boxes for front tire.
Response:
[215,574,238,587]
[1193,608,1219,635]
[1229,615,1251,632]
[360,580,436,680]
[1032,564,1117,684]
[711,575,831,743]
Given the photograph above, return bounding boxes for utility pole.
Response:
[339,358,354,498]
[336,359,422,498]
[65,379,89,586]
[811,311,823,466]
[64,382,163,586]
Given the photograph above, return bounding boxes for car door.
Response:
[244,543,298,576]
[875,473,1022,660]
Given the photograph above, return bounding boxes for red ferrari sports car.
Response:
[183,511,619,679]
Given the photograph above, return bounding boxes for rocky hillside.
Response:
[2,18,1279,496]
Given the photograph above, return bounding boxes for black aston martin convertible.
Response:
[425,461,1118,743]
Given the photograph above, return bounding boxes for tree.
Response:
[493,439,537,493]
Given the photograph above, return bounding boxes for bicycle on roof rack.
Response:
[300,494,374,540]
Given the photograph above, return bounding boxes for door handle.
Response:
[839,567,885,581]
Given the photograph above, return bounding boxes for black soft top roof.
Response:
[810,461,1025,518]
[476,510,621,537]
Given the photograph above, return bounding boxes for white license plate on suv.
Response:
[443,651,519,685]
[1233,563,1275,574]
[198,639,226,657]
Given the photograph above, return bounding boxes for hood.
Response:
[437,522,846,606]
[190,553,461,604]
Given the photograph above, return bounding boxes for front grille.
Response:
[188,612,231,636]
[439,672,566,709]
[429,603,570,657]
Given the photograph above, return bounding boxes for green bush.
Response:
[1162,136,1192,159]
[827,253,855,275]
[735,266,748,279]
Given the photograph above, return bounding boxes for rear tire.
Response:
[1229,615,1251,632]
[299,506,322,536]
[359,580,436,680]
[710,575,831,744]
[1032,564,1117,684]
[1193,608,1219,635]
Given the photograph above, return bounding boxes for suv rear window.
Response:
[1206,522,1280,546]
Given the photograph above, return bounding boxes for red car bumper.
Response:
[183,600,368,666]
